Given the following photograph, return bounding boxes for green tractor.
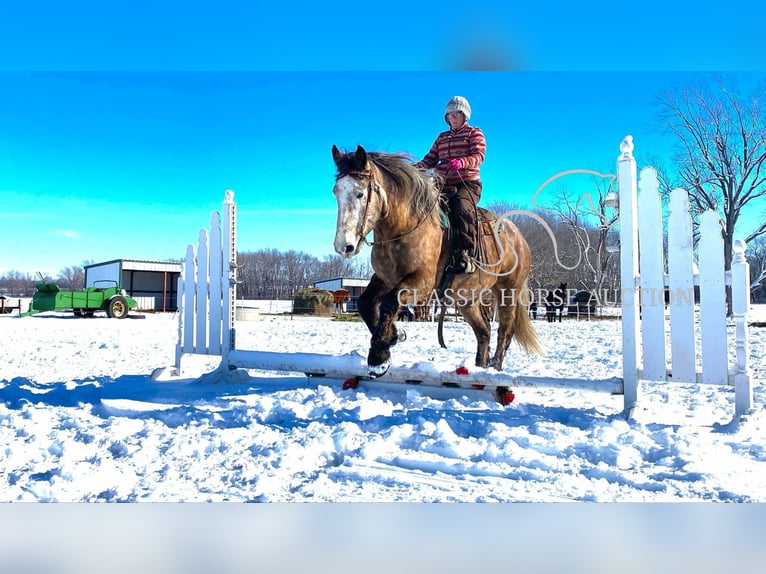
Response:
[22,280,139,319]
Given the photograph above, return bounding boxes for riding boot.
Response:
[452,249,475,275]
[446,181,480,276]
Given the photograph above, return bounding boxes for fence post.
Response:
[698,211,728,385]
[195,228,209,353]
[208,212,223,355]
[617,136,640,412]
[221,190,238,372]
[182,244,196,354]
[174,269,186,372]
[636,167,666,381]
[666,188,696,383]
[731,239,752,417]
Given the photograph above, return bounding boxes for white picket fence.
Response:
[160,137,753,420]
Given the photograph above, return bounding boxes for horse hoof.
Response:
[368,361,390,378]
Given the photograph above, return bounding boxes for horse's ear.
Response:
[354,145,367,167]
[331,145,342,165]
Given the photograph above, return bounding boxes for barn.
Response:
[84,259,181,312]
[312,277,369,313]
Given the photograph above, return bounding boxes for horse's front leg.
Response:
[357,275,387,337]
[366,288,405,377]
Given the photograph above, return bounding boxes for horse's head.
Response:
[331,144,386,258]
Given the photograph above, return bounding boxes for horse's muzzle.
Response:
[334,236,361,258]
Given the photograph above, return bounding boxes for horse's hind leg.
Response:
[457,300,491,368]
[489,288,520,370]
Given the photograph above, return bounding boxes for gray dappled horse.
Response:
[332,145,541,377]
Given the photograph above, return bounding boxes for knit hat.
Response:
[444,96,471,123]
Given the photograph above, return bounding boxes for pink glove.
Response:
[447,158,463,171]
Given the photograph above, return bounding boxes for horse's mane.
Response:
[336,150,439,220]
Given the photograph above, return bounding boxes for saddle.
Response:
[437,199,497,273]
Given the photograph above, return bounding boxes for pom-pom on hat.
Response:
[444,95,471,123]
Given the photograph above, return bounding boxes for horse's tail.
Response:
[437,301,448,349]
[513,280,543,355]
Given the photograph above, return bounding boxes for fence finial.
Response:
[620,135,634,160]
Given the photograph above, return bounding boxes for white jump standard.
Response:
[151,191,620,403]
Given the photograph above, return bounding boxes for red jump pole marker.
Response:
[500,390,516,405]
[342,377,360,390]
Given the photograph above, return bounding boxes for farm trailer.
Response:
[21,281,139,319]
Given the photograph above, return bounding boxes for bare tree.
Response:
[235,248,373,299]
[317,254,363,279]
[546,179,620,300]
[348,255,374,279]
[484,199,589,294]
[655,74,766,275]
[56,266,85,290]
[746,234,766,291]
[0,270,40,297]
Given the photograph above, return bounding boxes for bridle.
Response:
[336,167,378,245]
[336,164,440,247]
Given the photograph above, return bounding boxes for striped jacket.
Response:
[417,124,486,185]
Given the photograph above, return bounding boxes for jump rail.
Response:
[153,137,754,420]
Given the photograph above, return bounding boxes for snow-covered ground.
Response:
[2,304,764,503]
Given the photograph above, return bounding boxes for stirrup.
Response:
[452,253,475,275]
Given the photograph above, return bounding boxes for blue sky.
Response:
[1,71,765,276]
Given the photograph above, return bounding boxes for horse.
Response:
[331,144,541,377]
[545,283,567,323]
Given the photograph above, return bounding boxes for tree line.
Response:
[0,254,374,300]
[0,267,86,297]
[235,250,373,299]
[4,215,763,304]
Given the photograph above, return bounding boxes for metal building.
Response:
[84,259,181,312]
[312,277,369,313]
